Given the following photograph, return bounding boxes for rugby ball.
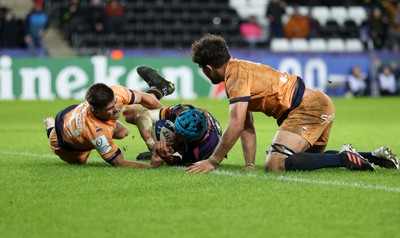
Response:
[152,119,176,143]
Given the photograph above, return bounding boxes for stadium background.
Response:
[1,1,400,238]
[1,0,399,100]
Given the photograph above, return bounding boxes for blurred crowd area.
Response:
[1,0,399,51]
[344,59,400,97]
[0,0,48,50]
[0,0,399,95]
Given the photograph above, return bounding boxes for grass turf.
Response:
[0,97,399,238]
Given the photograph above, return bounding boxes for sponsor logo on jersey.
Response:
[91,135,112,155]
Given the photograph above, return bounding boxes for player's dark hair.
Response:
[85,83,114,110]
[190,34,231,68]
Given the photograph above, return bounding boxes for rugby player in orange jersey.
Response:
[43,67,175,168]
[186,34,398,173]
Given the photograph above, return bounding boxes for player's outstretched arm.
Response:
[186,101,249,173]
[110,153,154,168]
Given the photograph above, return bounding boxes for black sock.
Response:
[358,152,378,163]
[46,127,54,138]
[285,152,348,171]
[146,88,163,100]
[324,150,338,154]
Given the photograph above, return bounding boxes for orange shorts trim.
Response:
[279,90,335,146]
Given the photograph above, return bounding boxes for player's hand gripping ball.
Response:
[152,119,176,143]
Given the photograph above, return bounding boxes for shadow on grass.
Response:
[35,160,115,168]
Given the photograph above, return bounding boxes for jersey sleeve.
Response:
[90,130,121,163]
[160,105,175,120]
[111,85,135,107]
[160,104,193,122]
[226,68,251,104]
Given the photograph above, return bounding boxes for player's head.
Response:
[190,34,231,84]
[174,109,208,143]
[86,83,120,120]
[190,34,231,68]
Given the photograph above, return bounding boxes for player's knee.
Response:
[122,107,133,122]
[264,143,297,172]
[112,125,130,140]
[123,105,145,124]
[264,155,286,172]
[119,127,129,138]
[116,127,129,139]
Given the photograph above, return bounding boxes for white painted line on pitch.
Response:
[211,170,400,193]
[0,150,58,158]
[2,150,400,193]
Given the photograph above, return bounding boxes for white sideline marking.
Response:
[0,150,58,158]
[212,170,400,193]
[2,150,400,193]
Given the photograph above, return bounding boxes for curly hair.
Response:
[189,34,231,68]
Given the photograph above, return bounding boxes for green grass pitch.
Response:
[0,97,399,238]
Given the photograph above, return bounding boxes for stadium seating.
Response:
[271,38,363,52]
[46,0,368,53]
[345,38,364,52]
[49,0,241,50]
[347,6,368,26]
[327,38,346,52]
[311,6,330,26]
[270,38,290,52]
[229,0,269,25]
[309,38,327,52]
[290,38,309,52]
[322,20,341,38]
[279,4,367,52]
[329,6,347,26]
[341,20,359,38]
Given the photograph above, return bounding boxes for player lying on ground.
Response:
[124,98,224,168]
[185,34,399,173]
[43,66,175,168]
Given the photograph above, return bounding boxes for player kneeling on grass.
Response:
[186,34,399,173]
[123,104,225,168]
[43,66,176,168]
